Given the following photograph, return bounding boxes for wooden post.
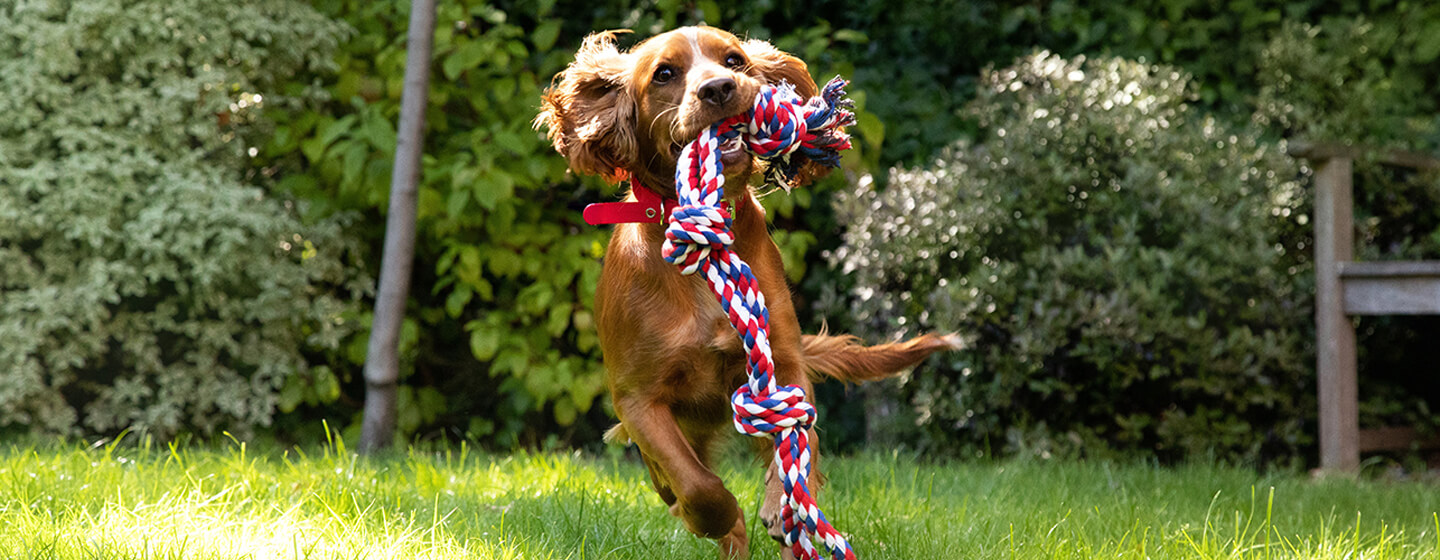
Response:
[1312,155,1358,471]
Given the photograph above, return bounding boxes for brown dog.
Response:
[537,26,957,559]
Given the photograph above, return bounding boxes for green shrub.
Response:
[262,1,1439,452]
[262,1,889,447]
[0,0,365,438]
[787,1,1440,169]
[266,0,613,446]
[1255,19,1440,436]
[830,52,1312,461]
[1255,19,1439,153]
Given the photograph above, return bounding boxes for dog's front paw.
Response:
[759,508,799,560]
[760,509,806,558]
[759,469,788,544]
[759,507,786,542]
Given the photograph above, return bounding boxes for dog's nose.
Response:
[697,77,736,106]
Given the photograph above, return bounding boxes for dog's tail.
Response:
[801,330,962,383]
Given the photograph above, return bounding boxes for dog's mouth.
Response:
[669,135,748,168]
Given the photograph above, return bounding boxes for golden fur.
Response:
[537,26,957,559]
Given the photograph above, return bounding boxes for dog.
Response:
[536,26,958,559]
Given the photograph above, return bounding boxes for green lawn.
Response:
[2,438,1438,559]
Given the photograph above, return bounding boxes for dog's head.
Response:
[536,26,821,190]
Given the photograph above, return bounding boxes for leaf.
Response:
[698,1,721,23]
[278,377,304,413]
[833,29,868,44]
[546,304,570,336]
[443,40,489,80]
[445,285,472,318]
[531,20,561,52]
[483,247,522,278]
[468,322,501,361]
[358,113,397,152]
[313,366,341,403]
[318,115,357,147]
[474,277,494,301]
[491,128,524,153]
[399,318,421,358]
[416,387,446,423]
[553,398,577,426]
[340,142,368,191]
[473,170,515,210]
[417,186,443,220]
[855,111,885,151]
[493,347,529,376]
[345,320,371,365]
[468,418,495,438]
[455,245,482,286]
[397,386,420,433]
[300,136,329,162]
[517,283,554,314]
[1417,23,1440,62]
[446,186,470,217]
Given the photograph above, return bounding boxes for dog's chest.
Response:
[686,273,727,327]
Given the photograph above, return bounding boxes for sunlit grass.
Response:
[2,435,1438,559]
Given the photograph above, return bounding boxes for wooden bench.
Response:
[1289,141,1440,471]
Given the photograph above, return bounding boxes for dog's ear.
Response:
[741,39,818,98]
[536,30,637,181]
[741,39,831,188]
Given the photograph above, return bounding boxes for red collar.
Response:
[582,178,678,225]
[583,173,729,226]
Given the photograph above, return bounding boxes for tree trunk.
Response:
[359,0,435,453]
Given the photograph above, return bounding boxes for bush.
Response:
[0,0,365,438]
[1255,19,1440,436]
[830,52,1312,462]
[265,0,614,446]
[262,1,893,447]
[761,2,1440,169]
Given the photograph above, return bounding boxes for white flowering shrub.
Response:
[0,0,364,437]
[830,53,1313,461]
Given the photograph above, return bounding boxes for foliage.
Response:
[0,0,365,438]
[267,0,612,446]
[1255,19,1440,152]
[6,441,1440,559]
[263,0,887,447]
[267,2,1440,455]
[767,1,1440,170]
[831,53,1312,462]
[11,0,1434,456]
[1255,19,1440,435]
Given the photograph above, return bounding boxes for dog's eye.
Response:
[653,65,676,84]
[724,53,745,68]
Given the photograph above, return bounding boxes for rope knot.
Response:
[731,384,816,437]
[662,203,733,275]
[664,76,857,560]
[745,85,809,159]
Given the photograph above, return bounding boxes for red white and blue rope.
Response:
[662,77,857,560]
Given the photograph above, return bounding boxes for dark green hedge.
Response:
[263,1,1440,459]
[11,0,1437,461]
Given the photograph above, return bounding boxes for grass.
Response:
[2,436,1439,560]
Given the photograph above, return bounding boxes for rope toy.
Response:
[662,76,857,560]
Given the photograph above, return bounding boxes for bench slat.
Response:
[1359,427,1440,453]
[1342,263,1440,312]
[1340,260,1440,278]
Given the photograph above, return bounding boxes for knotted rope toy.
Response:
[662,77,857,560]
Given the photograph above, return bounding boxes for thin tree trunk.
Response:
[359,0,435,453]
